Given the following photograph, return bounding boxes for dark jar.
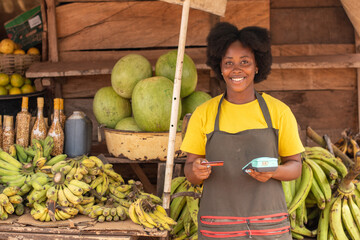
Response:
[64,111,92,157]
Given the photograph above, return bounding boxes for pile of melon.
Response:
[93,51,211,132]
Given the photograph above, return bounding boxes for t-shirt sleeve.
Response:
[180,108,206,156]
[278,107,305,157]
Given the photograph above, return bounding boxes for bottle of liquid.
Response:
[2,115,15,153]
[31,97,48,142]
[59,98,66,129]
[15,97,32,147]
[48,98,64,156]
[64,111,92,157]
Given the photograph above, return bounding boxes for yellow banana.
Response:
[69,179,91,192]
[46,186,57,201]
[0,193,10,206]
[133,199,155,228]
[57,209,72,220]
[104,169,125,184]
[128,202,141,225]
[81,158,95,168]
[60,206,79,216]
[342,197,360,239]
[57,187,69,207]
[0,150,22,168]
[116,206,127,220]
[0,159,21,172]
[3,202,14,214]
[88,156,104,169]
[90,175,104,189]
[66,183,84,196]
[63,186,81,205]
[2,186,21,197]
[35,157,47,169]
[330,196,348,240]
[116,184,132,193]
[101,174,109,196]
[8,195,22,204]
[154,205,177,225]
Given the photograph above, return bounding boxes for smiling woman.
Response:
[181,22,304,240]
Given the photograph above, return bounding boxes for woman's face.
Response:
[221,41,258,102]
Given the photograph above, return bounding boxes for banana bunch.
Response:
[169,177,201,240]
[26,172,51,206]
[86,200,128,222]
[128,198,176,230]
[0,150,37,195]
[0,186,24,220]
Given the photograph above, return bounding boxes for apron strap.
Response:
[214,91,273,131]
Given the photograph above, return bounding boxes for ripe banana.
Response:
[342,197,360,239]
[330,196,348,240]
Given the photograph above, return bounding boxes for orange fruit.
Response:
[10,73,24,87]
[0,39,15,54]
[27,47,40,55]
[0,86,7,95]
[21,84,35,94]
[9,87,21,95]
[0,73,9,86]
[13,49,25,55]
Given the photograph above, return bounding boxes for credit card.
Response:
[201,161,224,166]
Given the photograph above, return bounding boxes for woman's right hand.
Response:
[192,158,212,181]
[184,153,211,185]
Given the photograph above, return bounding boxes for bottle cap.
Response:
[54,98,60,110]
[60,98,64,110]
[37,97,44,108]
[21,97,29,109]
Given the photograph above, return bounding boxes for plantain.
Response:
[306,158,331,202]
[342,197,360,239]
[330,196,349,240]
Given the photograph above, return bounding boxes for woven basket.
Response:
[0,54,40,75]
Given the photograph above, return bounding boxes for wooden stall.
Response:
[13,0,360,238]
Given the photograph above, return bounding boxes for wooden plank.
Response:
[272,54,360,69]
[40,0,48,61]
[341,0,360,37]
[271,0,341,8]
[160,0,227,17]
[129,163,156,194]
[270,7,354,44]
[272,44,355,56]
[45,0,59,62]
[0,232,133,240]
[26,53,360,79]
[268,90,357,131]
[355,33,360,131]
[222,0,269,30]
[56,1,212,51]
[257,68,356,91]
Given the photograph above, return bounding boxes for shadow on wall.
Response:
[0,0,41,39]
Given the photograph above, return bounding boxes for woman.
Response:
[181,22,304,239]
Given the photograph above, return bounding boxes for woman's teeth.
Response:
[231,77,244,82]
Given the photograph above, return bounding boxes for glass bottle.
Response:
[31,97,48,142]
[16,97,32,147]
[2,115,15,153]
[59,98,66,129]
[48,98,64,156]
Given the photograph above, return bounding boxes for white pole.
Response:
[163,0,191,211]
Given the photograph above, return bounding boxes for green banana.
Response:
[0,151,22,169]
[282,180,293,207]
[305,152,347,178]
[46,154,67,166]
[348,195,360,230]
[186,196,199,228]
[312,159,339,180]
[342,197,360,239]
[330,196,348,240]
[171,177,187,195]
[317,197,336,240]
[306,158,331,202]
[14,144,27,163]
[288,161,313,214]
[310,176,326,210]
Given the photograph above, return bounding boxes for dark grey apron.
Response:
[198,92,291,240]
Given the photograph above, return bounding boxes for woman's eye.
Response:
[225,62,233,65]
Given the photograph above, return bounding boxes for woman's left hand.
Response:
[247,169,274,182]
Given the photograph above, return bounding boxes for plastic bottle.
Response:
[31,97,48,142]
[48,98,64,156]
[15,97,32,147]
[64,111,92,157]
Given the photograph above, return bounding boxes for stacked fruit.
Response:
[0,72,36,95]
[283,146,360,239]
[170,177,202,240]
[0,186,24,220]
[128,198,177,230]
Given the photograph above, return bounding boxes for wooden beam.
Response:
[129,163,156,195]
[356,33,360,131]
[26,53,360,78]
[45,0,59,62]
[341,0,360,37]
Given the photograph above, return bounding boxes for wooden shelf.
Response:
[25,53,360,79]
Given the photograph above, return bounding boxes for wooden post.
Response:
[356,33,360,131]
[45,0,59,62]
[163,0,191,212]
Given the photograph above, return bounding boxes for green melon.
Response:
[111,54,152,99]
[155,50,197,98]
[115,117,142,131]
[93,86,131,128]
[181,91,212,119]
[132,76,181,132]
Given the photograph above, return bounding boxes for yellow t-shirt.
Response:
[181,92,305,157]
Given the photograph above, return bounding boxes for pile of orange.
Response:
[0,73,35,96]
